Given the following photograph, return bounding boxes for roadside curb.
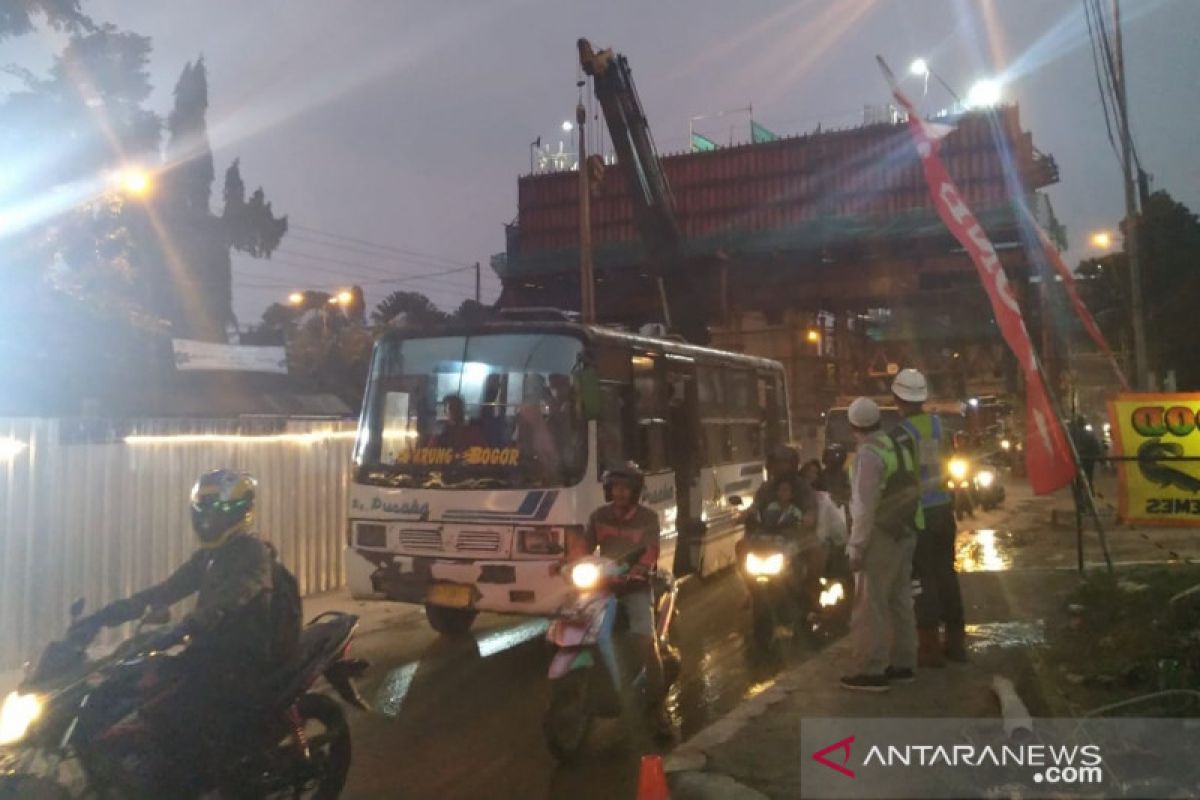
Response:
[664,637,854,798]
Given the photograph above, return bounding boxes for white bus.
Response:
[346,316,791,634]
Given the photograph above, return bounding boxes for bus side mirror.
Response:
[579,368,603,421]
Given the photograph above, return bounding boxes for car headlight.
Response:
[975,469,996,489]
[569,561,602,591]
[0,691,42,745]
[745,551,785,577]
[948,458,969,481]
[1000,439,1012,451]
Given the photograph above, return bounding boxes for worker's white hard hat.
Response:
[848,397,881,429]
[891,368,929,403]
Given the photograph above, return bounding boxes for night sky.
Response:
[8,0,1199,325]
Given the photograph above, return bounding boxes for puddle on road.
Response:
[965,620,1045,652]
[955,529,1016,572]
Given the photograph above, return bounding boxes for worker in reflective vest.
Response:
[890,368,967,667]
[841,397,922,693]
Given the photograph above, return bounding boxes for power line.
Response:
[288,222,472,268]
[261,248,478,290]
[235,255,479,291]
[285,231,478,272]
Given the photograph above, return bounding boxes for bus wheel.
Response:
[425,604,477,635]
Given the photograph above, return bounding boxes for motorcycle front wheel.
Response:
[543,668,592,764]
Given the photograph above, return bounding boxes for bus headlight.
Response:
[569,561,602,591]
[975,469,996,489]
[948,458,969,482]
[745,551,785,577]
[0,691,42,745]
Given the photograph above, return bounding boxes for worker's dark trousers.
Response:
[913,504,964,630]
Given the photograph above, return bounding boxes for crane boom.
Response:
[578,38,683,280]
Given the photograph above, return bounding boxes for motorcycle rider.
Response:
[889,368,967,666]
[584,462,672,738]
[68,469,297,786]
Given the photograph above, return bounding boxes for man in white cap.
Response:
[841,396,922,692]
[890,368,966,665]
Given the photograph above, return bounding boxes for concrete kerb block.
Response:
[669,770,771,800]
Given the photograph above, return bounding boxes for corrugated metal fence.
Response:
[0,417,355,671]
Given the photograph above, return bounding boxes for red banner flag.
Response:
[1015,201,1131,391]
[878,57,1077,495]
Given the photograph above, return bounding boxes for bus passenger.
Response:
[433,395,485,451]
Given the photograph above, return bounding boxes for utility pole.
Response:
[474,262,481,304]
[1114,0,1149,389]
[577,95,596,324]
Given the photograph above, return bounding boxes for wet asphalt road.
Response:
[340,569,826,800]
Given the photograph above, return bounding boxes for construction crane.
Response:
[578,38,708,342]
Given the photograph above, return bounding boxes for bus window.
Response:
[725,368,762,461]
[358,333,587,489]
[697,364,730,466]
[633,353,668,472]
[597,381,632,469]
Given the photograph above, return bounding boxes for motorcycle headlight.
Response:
[569,561,602,591]
[0,691,42,745]
[745,551,785,577]
[948,458,969,481]
[975,469,996,489]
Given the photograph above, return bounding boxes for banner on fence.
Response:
[173,339,288,374]
[1109,393,1200,527]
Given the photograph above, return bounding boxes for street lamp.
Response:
[965,79,1002,109]
[113,167,152,197]
[909,58,930,78]
[288,291,305,306]
[1089,230,1114,250]
[335,290,354,305]
[806,329,821,344]
[561,120,574,133]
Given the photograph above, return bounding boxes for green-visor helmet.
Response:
[190,469,258,548]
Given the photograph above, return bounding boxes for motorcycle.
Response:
[742,535,849,650]
[0,601,369,799]
[742,535,799,649]
[947,455,1006,518]
[542,549,680,764]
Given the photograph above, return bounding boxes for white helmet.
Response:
[891,368,929,403]
[847,397,881,429]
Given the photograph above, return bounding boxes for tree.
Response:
[1078,190,1200,389]
[162,60,287,340]
[0,0,90,40]
[373,291,449,328]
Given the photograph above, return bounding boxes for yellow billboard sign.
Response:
[1109,393,1200,527]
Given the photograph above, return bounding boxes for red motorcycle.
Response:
[0,602,368,799]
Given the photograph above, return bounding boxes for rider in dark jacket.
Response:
[69,469,292,788]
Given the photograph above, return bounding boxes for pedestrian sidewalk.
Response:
[665,568,1081,799]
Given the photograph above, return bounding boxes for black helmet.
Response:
[190,469,257,549]
[602,461,645,502]
[768,444,799,472]
[822,443,847,470]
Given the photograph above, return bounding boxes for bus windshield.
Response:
[355,332,586,490]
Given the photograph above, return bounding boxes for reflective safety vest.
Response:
[895,413,953,508]
[860,430,925,533]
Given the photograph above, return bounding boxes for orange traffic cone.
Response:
[636,754,670,800]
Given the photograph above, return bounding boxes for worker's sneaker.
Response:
[884,666,916,684]
[839,673,890,693]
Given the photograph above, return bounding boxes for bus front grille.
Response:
[455,531,502,553]
[398,529,442,551]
